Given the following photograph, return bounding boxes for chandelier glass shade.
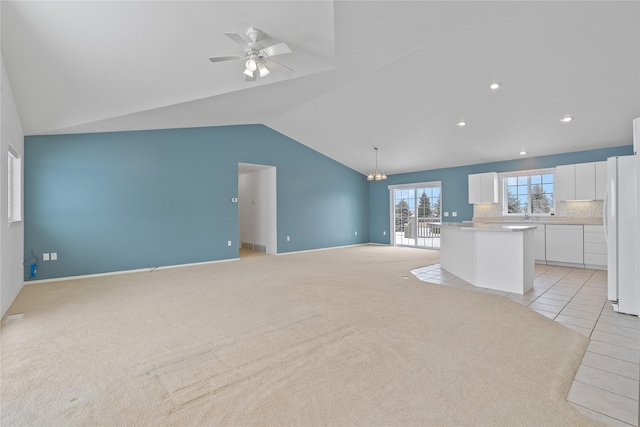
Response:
[367,147,387,181]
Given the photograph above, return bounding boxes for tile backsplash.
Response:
[473,200,604,219]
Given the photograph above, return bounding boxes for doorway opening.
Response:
[238,163,277,258]
[390,182,442,248]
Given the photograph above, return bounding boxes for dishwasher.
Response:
[545,224,584,264]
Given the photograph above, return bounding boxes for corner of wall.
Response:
[1,54,26,318]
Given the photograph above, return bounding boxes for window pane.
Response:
[506,177,517,186]
[531,175,541,185]
[517,176,527,185]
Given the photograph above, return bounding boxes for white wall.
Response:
[1,54,25,318]
[238,167,277,255]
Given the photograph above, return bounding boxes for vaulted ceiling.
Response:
[2,1,639,175]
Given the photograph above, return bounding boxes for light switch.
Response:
[51,252,58,261]
[287,236,290,242]
[43,253,50,261]
[452,212,457,217]
[444,212,449,217]
[227,240,232,246]
[383,231,386,235]
[355,231,358,236]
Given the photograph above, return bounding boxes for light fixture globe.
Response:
[258,62,270,77]
[245,56,258,72]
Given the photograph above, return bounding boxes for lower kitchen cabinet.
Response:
[546,224,584,264]
[584,224,607,268]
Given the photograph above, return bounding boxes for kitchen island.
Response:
[435,222,536,294]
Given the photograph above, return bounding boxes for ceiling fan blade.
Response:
[266,60,295,78]
[225,32,251,50]
[261,42,292,57]
[209,55,245,63]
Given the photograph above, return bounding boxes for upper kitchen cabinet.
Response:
[595,161,607,200]
[575,162,596,200]
[556,162,607,201]
[555,164,576,201]
[468,172,498,204]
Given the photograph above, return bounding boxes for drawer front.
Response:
[584,225,604,233]
[584,232,606,244]
[584,253,607,266]
[584,242,607,255]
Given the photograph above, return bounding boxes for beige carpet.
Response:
[1,245,600,426]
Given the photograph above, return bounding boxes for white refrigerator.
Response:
[606,154,639,315]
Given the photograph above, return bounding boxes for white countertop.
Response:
[472,217,603,226]
[433,222,536,232]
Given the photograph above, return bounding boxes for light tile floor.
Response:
[411,263,640,427]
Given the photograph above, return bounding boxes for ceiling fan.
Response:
[209,27,294,81]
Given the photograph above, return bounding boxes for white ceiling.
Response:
[2,1,639,176]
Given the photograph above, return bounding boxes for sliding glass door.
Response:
[390,182,442,248]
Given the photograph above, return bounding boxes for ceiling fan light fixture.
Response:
[258,62,270,77]
[243,68,255,78]
[245,56,258,72]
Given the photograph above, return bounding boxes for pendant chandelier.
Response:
[367,147,387,181]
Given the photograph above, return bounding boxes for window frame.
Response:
[7,145,22,224]
[499,168,556,217]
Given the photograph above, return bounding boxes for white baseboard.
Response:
[276,243,370,256]
[24,257,240,285]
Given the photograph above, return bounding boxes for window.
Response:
[7,146,22,223]
[389,181,442,248]
[502,169,555,215]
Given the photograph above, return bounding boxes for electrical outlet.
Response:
[227,240,232,247]
[286,236,290,242]
[444,212,449,217]
[355,231,358,236]
[452,212,457,217]
[51,252,57,261]
[43,253,50,261]
[383,231,386,236]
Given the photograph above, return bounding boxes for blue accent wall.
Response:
[369,146,634,244]
[24,125,370,280]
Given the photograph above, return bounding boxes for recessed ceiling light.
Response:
[489,82,501,90]
[519,151,527,155]
[561,116,574,122]
[457,121,467,127]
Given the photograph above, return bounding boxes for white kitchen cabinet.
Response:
[555,164,576,201]
[556,162,606,201]
[575,162,596,200]
[468,172,498,204]
[546,224,584,264]
[595,161,607,200]
[584,224,607,269]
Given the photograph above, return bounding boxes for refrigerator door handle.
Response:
[603,186,609,244]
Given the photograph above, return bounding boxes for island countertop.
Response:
[432,222,537,232]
